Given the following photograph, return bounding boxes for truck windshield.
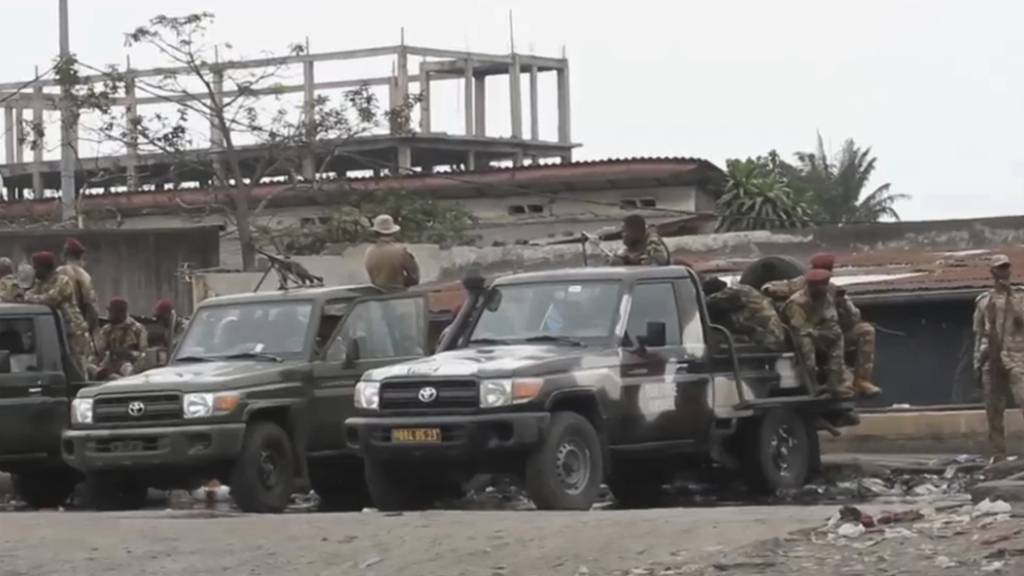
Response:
[174,301,313,361]
[470,281,620,344]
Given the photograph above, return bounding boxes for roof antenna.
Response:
[400,27,406,46]
[508,10,516,54]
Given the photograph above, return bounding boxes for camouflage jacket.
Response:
[608,231,670,266]
[706,284,787,349]
[24,273,90,337]
[95,317,149,364]
[783,288,842,344]
[58,262,99,327]
[0,274,21,302]
[764,278,862,333]
[973,285,1024,371]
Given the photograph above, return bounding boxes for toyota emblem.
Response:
[127,401,146,417]
[417,386,438,403]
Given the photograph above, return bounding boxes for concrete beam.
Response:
[31,85,43,196]
[3,108,13,164]
[557,64,571,144]
[509,55,523,140]
[419,67,431,134]
[125,74,139,191]
[464,59,474,136]
[474,74,487,137]
[302,60,316,180]
[529,66,539,141]
[14,107,24,164]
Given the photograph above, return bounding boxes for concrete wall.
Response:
[0,227,220,315]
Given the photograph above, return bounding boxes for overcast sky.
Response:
[2,0,1022,221]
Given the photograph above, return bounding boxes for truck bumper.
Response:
[346,412,550,461]
[61,423,246,471]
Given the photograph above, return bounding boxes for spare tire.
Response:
[739,256,806,290]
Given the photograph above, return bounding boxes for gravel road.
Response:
[0,505,881,576]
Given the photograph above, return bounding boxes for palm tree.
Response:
[795,134,908,223]
[717,158,811,232]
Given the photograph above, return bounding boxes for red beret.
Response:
[31,251,57,269]
[805,269,832,284]
[64,238,85,256]
[809,253,835,271]
[108,298,129,314]
[154,298,174,315]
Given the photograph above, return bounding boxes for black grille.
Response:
[379,380,478,411]
[93,393,182,423]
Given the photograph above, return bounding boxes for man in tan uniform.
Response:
[608,215,670,266]
[92,297,149,380]
[24,252,91,375]
[784,269,853,399]
[58,238,99,332]
[0,258,20,302]
[974,254,1024,460]
[364,214,420,292]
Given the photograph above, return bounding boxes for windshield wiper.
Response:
[467,337,511,346]
[523,335,585,347]
[173,355,213,363]
[221,352,284,363]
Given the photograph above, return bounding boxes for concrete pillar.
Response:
[463,59,474,136]
[14,107,24,163]
[529,66,539,141]
[210,70,225,148]
[513,150,524,167]
[397,145,412,174]
[390,48,409,135]
[467,150,476,171]
[31,86,44,196]
[419,66,431,134]
[557,63,571,144]
[474,74,487,137]
[302,60,316,180]
[3,107,13,164]
[509,55,523,139]
[125,74,140,191]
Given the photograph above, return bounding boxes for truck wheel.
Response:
[84,471,148,511]
[230,421,295,513]
[525,412,604,510]
[363,459,424,512]
[742,409,811,494]
[12,468,81,509]
[606,463,665,508]
[310,462,370,512]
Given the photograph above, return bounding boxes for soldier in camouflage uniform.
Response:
[57,238,99,331]
[0,258,20,302]
[973,254,1024,460]
[92,297,149,380]
[608,215,670,266]
[784,269,853,399]
[703,277,787,350]
[24,252,90,375]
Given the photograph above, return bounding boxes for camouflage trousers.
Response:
[796,332,844,390]
[68,331,92,378]
[982,363,1024,458]
[845,322,876,382]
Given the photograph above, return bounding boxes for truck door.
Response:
[616,280,713,446]
[308,294,429,455]
[0,314,68,456]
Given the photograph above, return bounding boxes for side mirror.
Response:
[0,351,10,374]
[343,339,361,369]
[638,321,667,349]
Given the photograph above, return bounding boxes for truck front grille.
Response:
[93,393,182,423]
[379,380,478,411]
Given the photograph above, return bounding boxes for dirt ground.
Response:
[0,503,976,576]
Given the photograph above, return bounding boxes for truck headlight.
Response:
[71,398,93,424]
[480,378,544,408]
[354,381,380,410]
[183,392,241,419]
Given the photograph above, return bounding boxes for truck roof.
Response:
[0,302,54,316]
[198,284,382,307]
[492,266,696,286]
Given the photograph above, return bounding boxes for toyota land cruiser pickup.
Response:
[345,266,858,511]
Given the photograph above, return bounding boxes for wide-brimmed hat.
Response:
[371,214,401,235]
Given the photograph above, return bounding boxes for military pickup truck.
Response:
[62,283,459,512]
[345,266,858,511]
[0,303,92,508]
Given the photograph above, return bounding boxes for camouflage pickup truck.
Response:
[346,266,857,511]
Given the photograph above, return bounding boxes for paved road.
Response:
[0,504,916,576]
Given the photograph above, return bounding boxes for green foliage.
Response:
[717,157,811,232]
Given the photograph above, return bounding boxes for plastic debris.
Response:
[360,557,383,569]
[934,556,957,568]
[882,527,916,539]
[837,523,866,538]
[981,560,1006,572]
[975,499,1013,517]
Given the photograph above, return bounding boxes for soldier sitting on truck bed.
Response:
[703,277,787,350]
[92,298,149,380]
[784,269,854,399]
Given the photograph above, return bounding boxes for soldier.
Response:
[973,254,1024,461]
[154,299,187,346]
[92,297,149,380]
[703,277,787,350]
[0,258,20,302]
[784,269,853,399]
[609,215,670,266]
[57,238,99,331]
[364,214,420,292]
[24,252,90,375]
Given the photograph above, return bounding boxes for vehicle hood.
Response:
[77,360,308,396]
[365,345,616,381]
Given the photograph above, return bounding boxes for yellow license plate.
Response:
[390,428,442,443]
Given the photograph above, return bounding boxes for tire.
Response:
[84,471,148,511]
[525,412,604,510]
[229,421,295,513]
[12,468,81,509]
[742,409,811,494]
[739,256,806,290]
[363,459,428,512]
[310,462,371,512]
[606,463,666,509]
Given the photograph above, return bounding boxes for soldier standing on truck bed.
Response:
[57,238,99,333]
[24,252,91,376]
[364,214,421,292]
[703,277,787,350]
[973,254,1024,461]
[0,258,20,302]
[784,269,854,399]
[608,215,670,266]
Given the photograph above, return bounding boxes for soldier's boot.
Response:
[853,379,882,398]
[831,384,856,400]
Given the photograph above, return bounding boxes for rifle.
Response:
[254,248,324,291]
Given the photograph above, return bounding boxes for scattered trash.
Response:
[980,532,1016,546]
[360,557,382,569]
[934,556,957,568]
[975,499,1013,517]
[980,560,1006,572]
[837,523,866,539]
[882,527,916,539]
[877,509,925,525]
[575,566,590,576]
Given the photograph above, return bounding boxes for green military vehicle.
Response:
[62,284,457,512]
[0,303,91,508]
